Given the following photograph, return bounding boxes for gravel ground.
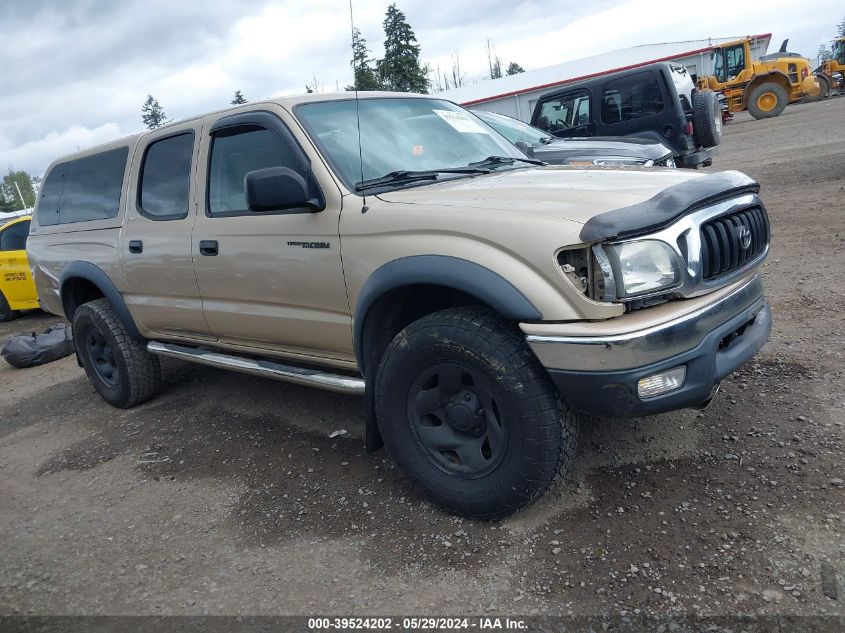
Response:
[0,98,843,622]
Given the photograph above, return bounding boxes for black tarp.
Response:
[1,323,75,369]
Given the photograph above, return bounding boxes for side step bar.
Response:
[146,341,365,395]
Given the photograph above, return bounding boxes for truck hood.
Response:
[376,166,704,226]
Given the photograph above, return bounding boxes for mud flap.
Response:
[364,372,383,452]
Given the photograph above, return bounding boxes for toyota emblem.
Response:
[737,226,752,250]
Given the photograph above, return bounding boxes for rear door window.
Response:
[600,71,664,124]
[138,132,194,220]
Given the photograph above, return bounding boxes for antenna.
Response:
[348,0,368,213]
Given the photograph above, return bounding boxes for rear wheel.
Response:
[374,307,579,518]
[692,90,722,147]
[0,291,19,322]
[805,75,830,102]
[747,83,788,119]
[72,298,161,408]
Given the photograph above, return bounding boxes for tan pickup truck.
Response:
[27,92,772,518]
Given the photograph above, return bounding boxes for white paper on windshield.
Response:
[433,109,489,134]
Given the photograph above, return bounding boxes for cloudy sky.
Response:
[2,0,841,176]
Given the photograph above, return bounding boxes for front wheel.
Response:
[72,298,161,408]
[0,291,19,322]
[374,307,579,519]
[747,83,788,119]
[805,75,830,102]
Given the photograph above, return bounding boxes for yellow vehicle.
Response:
[815,37,845,96]
[697,37,824,119]
[0,215,39,321]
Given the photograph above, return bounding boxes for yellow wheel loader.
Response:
[815,37,845,96]
[696,37,826,119]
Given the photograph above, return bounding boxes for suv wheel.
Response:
[747,83,788,119]
[72,298,161,408]
[374,307,579,519]
[0,291,19,322]
[692,90,722,147]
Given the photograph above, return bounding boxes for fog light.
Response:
[638,366,686,399]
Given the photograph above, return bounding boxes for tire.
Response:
[747,83,788,119]
[692,90,722,147]
[805,75,830,102]
[374,307,579,519]
[0,291,20,322]
[72,298,161,408]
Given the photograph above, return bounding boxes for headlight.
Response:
[594,240,681,300]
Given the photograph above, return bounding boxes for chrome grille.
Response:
[700,206,770,280]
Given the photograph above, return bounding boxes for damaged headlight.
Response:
[593,240,681,301]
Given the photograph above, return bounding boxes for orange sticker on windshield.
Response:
[412,145,424,155]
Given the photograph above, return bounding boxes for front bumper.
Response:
[676,146,717,168]
[526,275,771,417]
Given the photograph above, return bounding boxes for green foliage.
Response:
[838,14,845,37]
[377,4,429,93]
[346,28,383,91]
[231,90,248,105]
[506,62,525,75]
[141,95,169,130]
[0,168,38,212]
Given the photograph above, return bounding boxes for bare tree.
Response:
[305,73,321,93]
[449,51,465,89]
[486,39,502,79]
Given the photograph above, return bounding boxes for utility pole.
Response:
[14,181,29,210]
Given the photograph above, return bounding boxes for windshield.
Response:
[474,111,550,146]
[295,98,526,192]
[834,40,845,63]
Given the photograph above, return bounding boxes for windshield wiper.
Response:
[355,168,490,192]
[468,155,546,169]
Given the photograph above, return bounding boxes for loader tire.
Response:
[692,90,722,147]
[805,75,830,102]
[747,83,788,119]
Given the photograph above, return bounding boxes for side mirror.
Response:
[245,167,321,213]
[514,141,535,157]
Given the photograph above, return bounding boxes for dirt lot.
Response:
[1,98,843,622]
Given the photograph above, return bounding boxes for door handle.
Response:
[199,240,218,256]
[128,240,143,254]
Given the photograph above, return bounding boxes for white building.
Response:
[439,34,771,121]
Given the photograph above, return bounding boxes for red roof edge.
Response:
[460,33,772,107]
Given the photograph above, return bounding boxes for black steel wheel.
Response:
[72,299,161,408]
[407,361,508,479]
[375,307,579,519]
[83,326,118,387]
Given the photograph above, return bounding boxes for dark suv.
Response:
[530,62,721,168]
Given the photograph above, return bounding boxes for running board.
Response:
[146,341,365,395]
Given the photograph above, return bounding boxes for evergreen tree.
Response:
[838,14,845,37]
[377,4,429,93]
[0,168,38,211]
[346,28,382,91]
[506,62,525,75]
[141,95,169,129]
[231,90,248,105]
